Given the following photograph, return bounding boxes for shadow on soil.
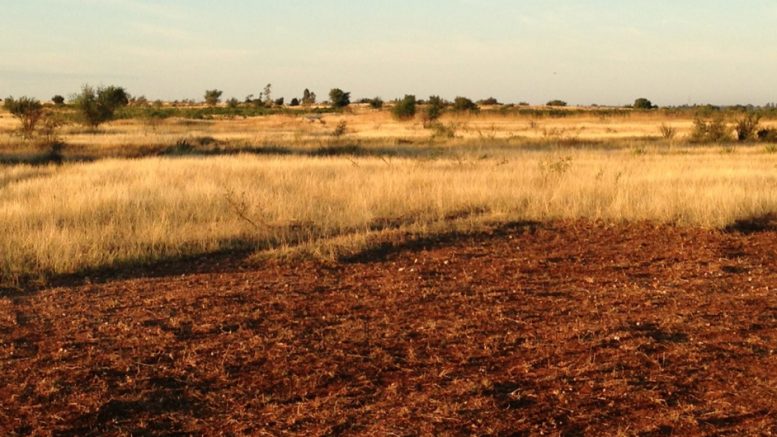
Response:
[724,214,777,234]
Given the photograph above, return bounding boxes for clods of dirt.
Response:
[2,221,777,435]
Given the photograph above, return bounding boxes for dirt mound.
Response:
[2,222,777,435]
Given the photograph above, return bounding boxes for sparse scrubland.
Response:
[3,99,777,283]
[6,96,777,435]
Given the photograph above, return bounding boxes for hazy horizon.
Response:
[3,0,776,106]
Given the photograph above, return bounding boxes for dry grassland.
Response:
[3,145,777,281]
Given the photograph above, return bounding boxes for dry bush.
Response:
[659,124,677,140]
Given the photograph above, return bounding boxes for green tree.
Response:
[302,88,316,105]
[423,95,445,126]
[633,98,654,110]
[453,96,478,112]
[72,84,130,129]
[51,95,65,106]
[392,95,417,120]
[329,88,351,108]
[204,89,223,106]
[3,96,44,138]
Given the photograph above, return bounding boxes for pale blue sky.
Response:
[2,0,776,105]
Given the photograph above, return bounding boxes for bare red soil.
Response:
[3,221,777,436]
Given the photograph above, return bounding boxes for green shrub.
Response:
[368,97,384,109]
[204,89,223,106]
[392,95,416,120]
[289,98,300,107]
[226,97,240,109]
[329,88,351,108]
[72,85,130,129]
[546,100,567,107]
[3,96,44,138]
[422,95,445,127]
[453,96,478,112]
[51,95,65,106]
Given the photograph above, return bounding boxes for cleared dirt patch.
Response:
[2,221,777,435]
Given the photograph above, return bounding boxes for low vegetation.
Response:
[3,149,777,282]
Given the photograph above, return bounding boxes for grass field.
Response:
[3,105,777,284]
[3,133,777,283]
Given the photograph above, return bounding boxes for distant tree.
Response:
[422,95,445,127]
[633,98,654,110]
[453,96,478,112]
[274,97,285,106]
[204,89,223,106]
[132,95,149,106]
[289,97,300,107]
[546,100,567,107]
[329,88,351,108]
[263,83,273,105]
[392,95,416,120]
[226,97,240,108]
[302,88,317,105]
[3,96,44,138]
[72,84,130,129]
[51,95,65,106]
[479,97,500,105]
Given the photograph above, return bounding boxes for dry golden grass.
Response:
[3,107,775,160]
[3,147,777,281]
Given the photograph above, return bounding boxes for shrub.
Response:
[633,98,654,110]
[274,97,285,106]
[431,122,457,139]
[392,95,416,120]
[422,95,445,127]
[368,97,384,109]
[204,89,223,106]
[690,117,730,143]
[72,85,130,129]
[329,88,351,108]
[757,128,777,142]
[734,113,761,141]
[453,96,478,112]
[3,96,44,138]
[659,124,677,140]
[546,100,567,107]
[289,98,300,107]
[51,95,65,106]
[332,120,348,137]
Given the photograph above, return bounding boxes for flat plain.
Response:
[2,104,777,435]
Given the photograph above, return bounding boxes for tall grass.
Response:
[3,149,777,280]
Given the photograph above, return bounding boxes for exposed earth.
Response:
[3,221,777,435]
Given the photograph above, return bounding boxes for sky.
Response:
[2,0,776,106]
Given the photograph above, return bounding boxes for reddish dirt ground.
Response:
[2,221,777,436]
